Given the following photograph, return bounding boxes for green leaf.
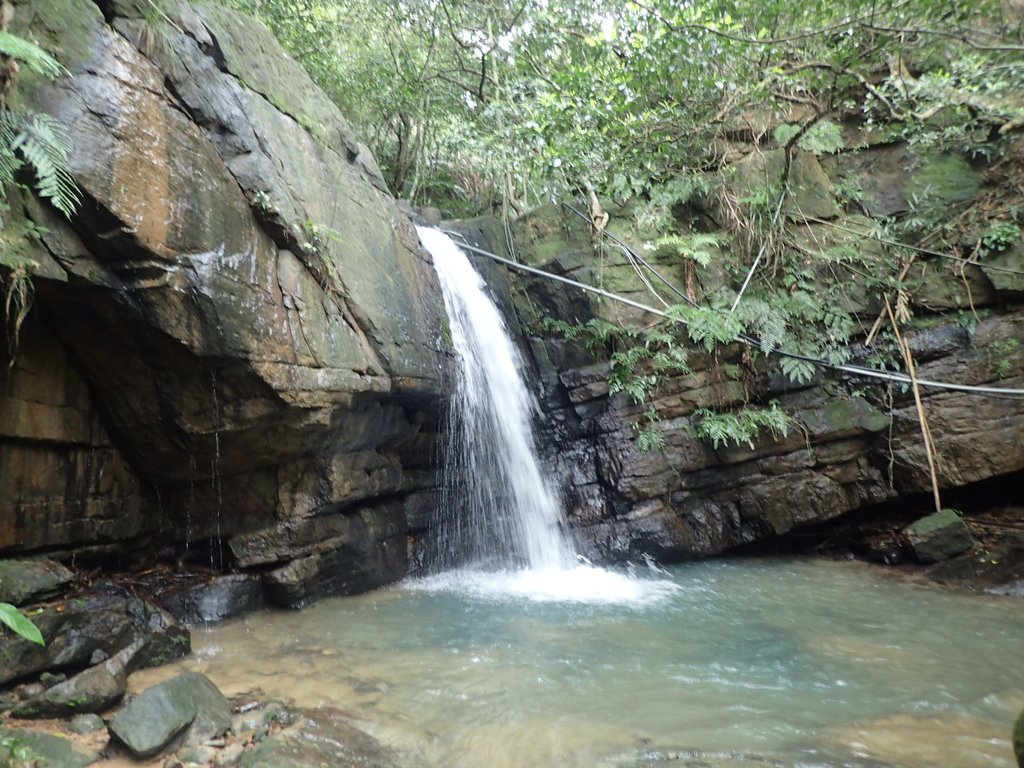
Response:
[800,120,845,155]
[0,31,65,79]
[772,123,801,146]
[0,602,45,645]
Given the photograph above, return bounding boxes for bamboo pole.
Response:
[885,298,943,513]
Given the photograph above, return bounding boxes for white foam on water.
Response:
[405,565,681,607]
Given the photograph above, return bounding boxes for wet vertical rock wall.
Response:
[1,0,449,605]
[464,142,1024,562]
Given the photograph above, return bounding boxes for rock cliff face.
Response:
[457,139,1024,563]
[1,0,447,604]
[2,0,1021,600]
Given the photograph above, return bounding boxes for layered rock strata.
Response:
[1,0,448,604]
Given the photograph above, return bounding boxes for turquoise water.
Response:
[133,558,1024,767]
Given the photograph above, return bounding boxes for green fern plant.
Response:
[1,111,79,217]
[667,303,743,352]
[0,30,64,79]
[0,29,79,364]
[635,173,712,232]
[692,402,792,450]
[653,232,721,268]
[772,119,845,155]
[636,424,666,452]
[0,30,78,220]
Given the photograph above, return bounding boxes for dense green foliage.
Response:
[228,0,1022,209]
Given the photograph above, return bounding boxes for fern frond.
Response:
[0,31,65,79]
[654,232,719,267]
[13,112,79,218]
[693,403,791,450]
[0,112,22,191]
[780,355,815,384]
[636,427,666,453]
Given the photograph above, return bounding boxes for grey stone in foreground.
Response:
[11,639,141,718]
[903,509,974,564]
[0,728,96,768]
[109,672,231,759]
[67,713,105,735]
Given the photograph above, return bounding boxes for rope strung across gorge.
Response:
[440,226,1024,400]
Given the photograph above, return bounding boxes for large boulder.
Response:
[902,510,974,564]
[109,672,231,759]
[2,0,447,601]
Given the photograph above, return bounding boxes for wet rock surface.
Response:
[901,509,974,564]
[2,0,448,606]
[154,574,265,625]
[236,707,398,768]
[2,690,394,768]
[485,200,1024,565]
[0,727,98,767]
[108,672,231,758]
[0,583,189,688]
[0,559,75,606]
[926,531,1024,597]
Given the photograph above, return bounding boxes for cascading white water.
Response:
[418,226,576,573]
[414,226,678,604]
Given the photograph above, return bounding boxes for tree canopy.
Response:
[228,0,1023,211]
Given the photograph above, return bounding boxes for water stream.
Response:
[418,226,575,573]
[134,559,1024,768]
[415,226,678,603]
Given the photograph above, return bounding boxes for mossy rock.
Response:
[727,149,838,220]
[0,558,74,606]
[902,509,974,564]
[905,154,981,208]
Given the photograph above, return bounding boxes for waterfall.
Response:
[418,227,576,573]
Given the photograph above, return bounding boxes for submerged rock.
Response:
[902,509,974,564]
[109,672,231,759]
[237,707,397,768]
